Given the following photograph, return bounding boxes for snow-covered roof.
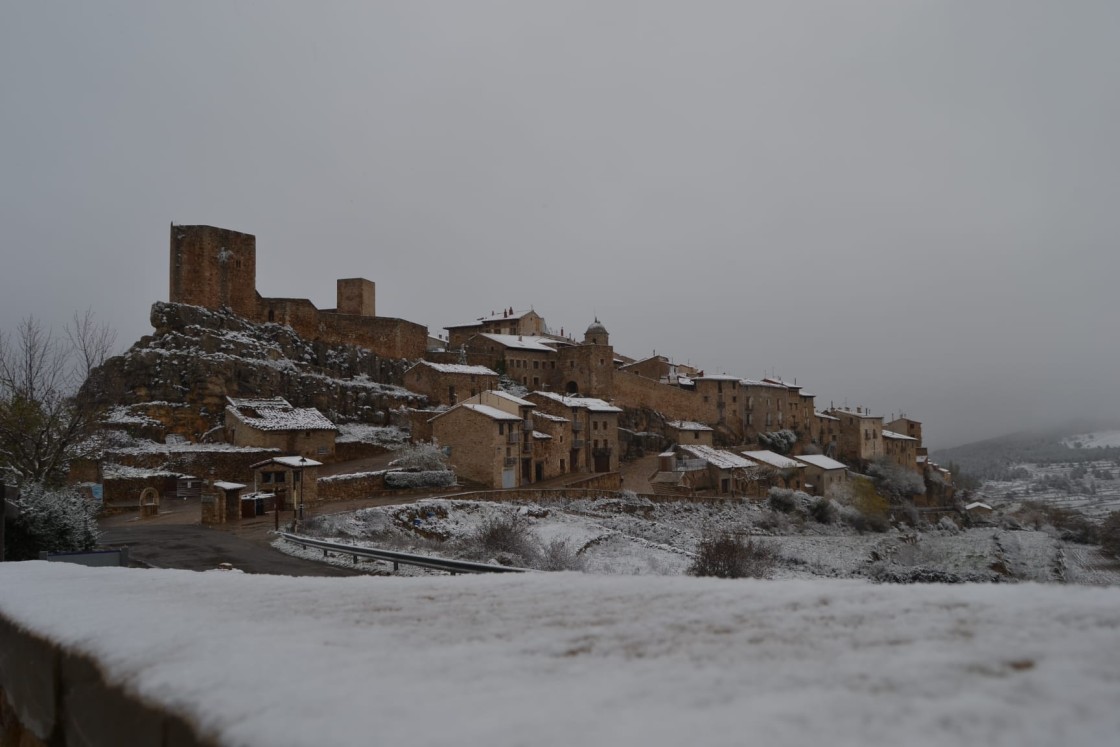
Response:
[679,445,756,470]
[741,378,787,389]
[227,401,336,432]
[251,456,323,469]
[529,391,623,413]
[965,502,993,511]
[461,403,524,422]
[815,411,840,422]
[531,431,552,440]
[695,374,741,382]
[5,561,1120,747]
[761,377,802,391]
[532,410,569,423]
[226,396,292,410]
[409,361,498,376]
[448,309,536,328]
[666,420,714,432]
[882,430,917,441]
[917,455,929,463]
[483,390,535,407]
[213,481,247,491]
[792,454,848,471]
[476,333,559,352]
[742,450,805,470]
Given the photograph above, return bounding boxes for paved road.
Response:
[99,522,366,576]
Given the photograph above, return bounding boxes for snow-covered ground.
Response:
[1061,429,1120,448]
[977,459,1120,520]
[2,562,1119,747]
[280,496,1120,585]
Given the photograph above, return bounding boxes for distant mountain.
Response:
[933,419,1120,482]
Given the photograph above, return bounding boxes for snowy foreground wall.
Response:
[2,563,1120,747]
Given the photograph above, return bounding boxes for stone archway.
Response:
[139,487,160,518]
[565,381,580,394]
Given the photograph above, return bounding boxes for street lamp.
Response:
[298,456,308,524]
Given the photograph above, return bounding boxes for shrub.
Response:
[389,441,449,472]
[867,458,926,503]
[758,430,798,455]
[539,539,585,571]
[809,497,838,524]
[471,513,537,562]
[383,470,456,489]
[1098,511,1120,558]
[688,531,775,579]
[3,483,100,560]
[768,488,797,514]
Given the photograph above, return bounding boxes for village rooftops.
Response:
[446,309,536,328]
[827,408,883,421]
[882,430,918,441]
[667,421,714,432]
[212,481,248,491]
[695,374,742,382]
[407,360,498,376]
[226,398,336,432]
[475,333,563,352]
[740,378,789,389]
[679,445,757,471]
[459,403,524,421]
[815,411,841,421]
[742,450,805,470]
[792,454,848,471]
[250,456,323,469]
[532,410,570,423]
[530,391,623,413]
[482,390,535,407]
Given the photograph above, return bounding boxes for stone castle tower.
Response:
[169,224,257,318]
[584,318,609,346]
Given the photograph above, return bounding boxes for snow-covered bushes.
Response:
[688,531,775,579]
[867,458,926,503]
[3,483,100,560]
[758,430,798,455]
[384,470,456,489]
[810,497,839,524]
[1101,512,1120,559]
[768,488,813,515]
[539,539,585,571]
[389,441,449,472]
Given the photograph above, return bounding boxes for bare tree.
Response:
[0,314,116,485]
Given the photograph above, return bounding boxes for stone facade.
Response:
[883,429,920,472]
[827,408,884,465]
[402,361,499,407]
[792,454,849,497]
[250,456,321,511]
[526,392,621,474]
[431,403,524,489]
[224,397,337,460]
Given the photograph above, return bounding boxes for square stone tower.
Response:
[169,225,258,319]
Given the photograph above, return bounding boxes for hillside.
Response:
[85,301,424,440]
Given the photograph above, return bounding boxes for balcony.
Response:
[571,420,584,432]
[507,431,520,444]
[592,446,613,457]
[522,417,534,431]
[503,457,517,468]
[521,440,533,454]
[572,439,586,450]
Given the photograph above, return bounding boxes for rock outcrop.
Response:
[86,302,424,439]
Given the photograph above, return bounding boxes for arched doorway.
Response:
[565,381,579,394]
[139,487,160,518]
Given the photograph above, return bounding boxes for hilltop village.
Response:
[80,224,956,520]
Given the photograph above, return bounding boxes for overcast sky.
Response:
[2,1,1118,449]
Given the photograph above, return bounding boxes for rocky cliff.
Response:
[86,302,424,439]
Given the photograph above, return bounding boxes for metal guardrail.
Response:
[277,532,529,574]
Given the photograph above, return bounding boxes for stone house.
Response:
[666,420,714,447]
[225,397,337,460]
[791,454,849,496]
[250,455,321,511]
[883,429,920,472]
[618,355,701,385]
[676,444,757,495]
[812,411,842,457]
[526,391,622,474]
[403,361,499,407]
[741,450,807,493]
[430,403,525,489]
[445,309,549,349]
[826,407,884,466]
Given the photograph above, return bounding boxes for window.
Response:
[694,432,700,440]
[498,423,505,435]
[533,360,539,369]
[593,421,599,431]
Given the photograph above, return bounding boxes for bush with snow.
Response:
[768,488,813,515]
[3,483,100,560]
[758,429,798,455]
[384,470,456,489]
[867,458,926,503]
[688,531,775,579]
[389,441,449,472]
